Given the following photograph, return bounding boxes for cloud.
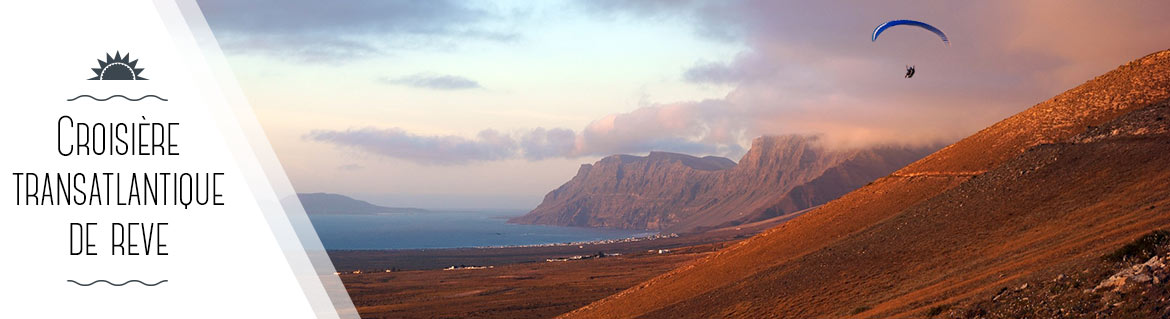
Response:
[218,35,383,63]
[306,128,518,165]
[379,74,483,90]
[518,128,576,160]
[306,119,746,165]
[337,164,364,171]
[683,54,782,85]
[572,100,746,156]
[575,0,740,41]
[585,1,1170,149]
[196,0,519,62]
[309,1,1170,164]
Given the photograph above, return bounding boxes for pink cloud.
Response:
[309,2,1170,164]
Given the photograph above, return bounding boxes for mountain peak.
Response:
[598,151,736,171]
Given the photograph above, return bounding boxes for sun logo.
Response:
[89,51,147,80]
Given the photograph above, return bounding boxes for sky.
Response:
[196,0,1170,210]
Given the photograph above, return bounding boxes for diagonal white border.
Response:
[155,0,359,317]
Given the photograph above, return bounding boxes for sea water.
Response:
[308,211,655,250]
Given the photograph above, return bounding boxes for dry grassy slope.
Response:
[900,50,1170,175]
[562,49,1170,318]
[643,101,1170,318]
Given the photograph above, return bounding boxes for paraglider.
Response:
[871,19,949,46]
[872,19,947,78]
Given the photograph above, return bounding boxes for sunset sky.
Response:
[197,1,1170,210]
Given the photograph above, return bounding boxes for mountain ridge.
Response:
[510,135,937,232]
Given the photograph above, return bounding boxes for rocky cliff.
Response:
[509,135,936,232]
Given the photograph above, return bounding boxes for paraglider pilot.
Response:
[872,20,946,79]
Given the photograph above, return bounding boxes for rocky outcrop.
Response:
[509,135,937,232]
[1096,256,1170,292]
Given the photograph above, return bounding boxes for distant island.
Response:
[296,193,430,215]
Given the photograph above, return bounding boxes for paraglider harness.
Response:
[905,65,916,78]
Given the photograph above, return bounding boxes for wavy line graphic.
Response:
[67,279,168,287]
[66,94,168,102]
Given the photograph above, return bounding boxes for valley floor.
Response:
[330,215,786,318]
[339,242,721,319]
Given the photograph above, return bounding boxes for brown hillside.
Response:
[562,50,1170,318]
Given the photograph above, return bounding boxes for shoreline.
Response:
[327,214,792,272]
[325,232,674,252]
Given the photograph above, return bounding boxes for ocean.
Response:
[308,211,655,250]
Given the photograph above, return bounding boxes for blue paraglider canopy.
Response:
[872,20,949,46]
